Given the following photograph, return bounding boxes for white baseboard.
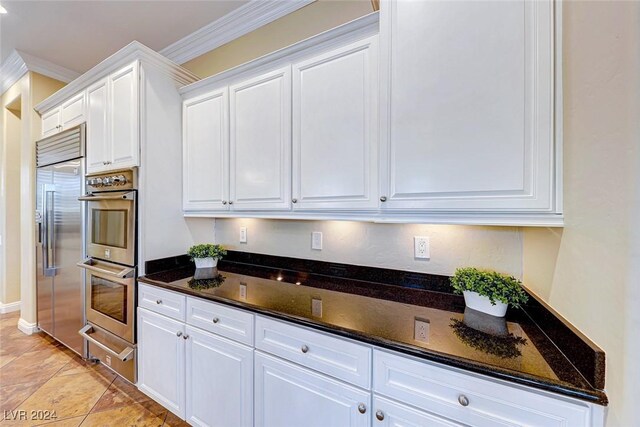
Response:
[0,300,21,314]
[17,318,39,335]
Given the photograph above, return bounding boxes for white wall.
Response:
[523,1,640,425]
[214,218,522,277]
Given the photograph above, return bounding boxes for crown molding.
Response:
[160,0,316,65]
[0,50,80,96]
[181,12,379,98]
[35,41,199,114]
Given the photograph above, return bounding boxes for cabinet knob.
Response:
[380,196,387,202]
[212,317,220,324]
[222,200,227,205]
[156,299,162,305]
[358,403,366,414]
[183,334,189,340]
[292,198,297,203]
[301,344,309,354]
[375,410,384,421]
[176,331,182,337]
[458,394,470,407]
[228,201,233,205]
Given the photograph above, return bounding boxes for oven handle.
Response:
[78,191,135,201]
[77,259,135,279]
[79,324,135,362]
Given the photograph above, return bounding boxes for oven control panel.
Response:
[85,168,137,193]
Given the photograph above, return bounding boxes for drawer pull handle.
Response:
[358,403,366,414]
[156,299,162,305]
[375,410,384,421]
[458,394,470,407]
[379,196,387,202]
[301,345,309,354]
[176,331,182,337]
[212,317,220,324]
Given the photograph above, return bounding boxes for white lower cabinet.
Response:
[137,296,254,427]
[372,396,462,427]
[137,308,186,418]
[255,351,371,427]
[186,326,253,427]
[138,285,604,427]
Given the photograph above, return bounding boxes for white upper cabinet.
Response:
[292,36,379,211]
[41,108,61,138]
[86,61,139,173]
[41,92,85,138]
[183,89,229,212]
[86,78,109,173]
[229,66,292,211]
[379,0,556,213]
[109,62,139,169]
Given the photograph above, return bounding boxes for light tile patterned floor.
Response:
[0,312,189,427]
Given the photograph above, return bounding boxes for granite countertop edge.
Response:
[137,273,608,406]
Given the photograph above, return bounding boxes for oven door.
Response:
[79,191,135,266]
[78,258,135,343]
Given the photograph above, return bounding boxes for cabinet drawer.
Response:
[255,316,371,389]
[138,283,186,321]
[186,297,254,346]
[373,350,591,427]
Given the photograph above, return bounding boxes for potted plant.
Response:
[187,244,227,269]
[450,267,528,317]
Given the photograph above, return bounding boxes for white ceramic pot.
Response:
[462,291,508,317]
[194,257,218,269]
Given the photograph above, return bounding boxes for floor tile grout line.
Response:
[77,374,118,427]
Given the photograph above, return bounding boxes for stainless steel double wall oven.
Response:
[78,168,137,382]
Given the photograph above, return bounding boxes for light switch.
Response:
[312,231,323,250]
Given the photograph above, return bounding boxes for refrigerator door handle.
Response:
[79,324,134,361]
[43,186,56,277]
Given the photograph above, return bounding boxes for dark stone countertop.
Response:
[138,253,608,405]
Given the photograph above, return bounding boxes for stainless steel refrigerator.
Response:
[35,123,86,357]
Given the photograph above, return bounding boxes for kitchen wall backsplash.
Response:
[203,218,523,278]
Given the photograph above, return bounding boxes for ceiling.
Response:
[0,0,249,73]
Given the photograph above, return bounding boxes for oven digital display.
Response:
[91,209,127,248]
[90,276,127,323]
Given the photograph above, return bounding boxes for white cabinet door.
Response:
[41,108,61,138]
[292,36,379,210]
[372,396,463,427]
[230,66,292,210]
[60,92,85,130]
[109,62,139,169]
[380,0,555,212]
[86,78,109,173]
[255,352,371,427]
[137,308,186,418]
[186,326,253,427]
[183,89,230,212]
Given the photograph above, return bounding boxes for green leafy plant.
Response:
[187,244,227,261]
[450,267,529,308]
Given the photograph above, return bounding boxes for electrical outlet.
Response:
[312,231,323,250]
[414,236,430,259]
[239,283,247,300]
[414,317,430,343]
[239,227,247,243]
[312,298,323,317]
